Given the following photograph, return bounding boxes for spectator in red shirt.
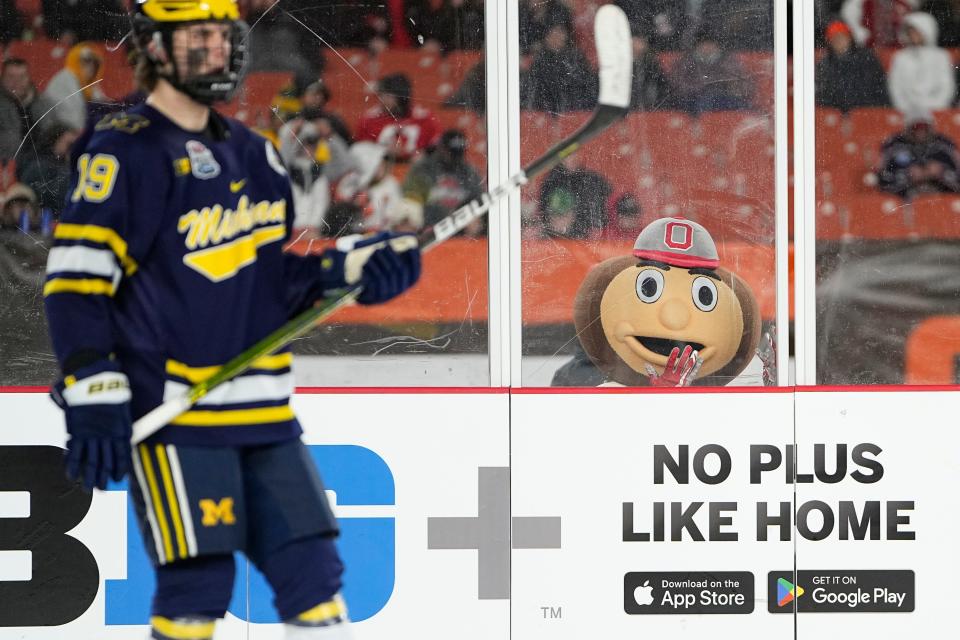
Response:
[355,73,441,161]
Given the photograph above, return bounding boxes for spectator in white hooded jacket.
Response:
[888,12,955,114]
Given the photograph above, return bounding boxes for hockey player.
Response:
[43,1,420,638]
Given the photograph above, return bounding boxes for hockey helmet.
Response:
[131,0,249,104]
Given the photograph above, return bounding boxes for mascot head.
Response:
[574,217,761,386]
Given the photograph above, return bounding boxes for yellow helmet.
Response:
[131,0,248,104]
[138,0,239,22]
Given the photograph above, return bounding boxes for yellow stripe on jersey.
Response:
[181,223,286,282]
[43,277,116,297]
[166,352,293,384]
[53,223,138,275]
[139,445,174,563]
[150,616,216,640]
[154,445,188,560]
[170,405,295,427]
[296,598,346,624]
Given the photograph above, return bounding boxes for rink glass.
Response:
[812,3,960,385]
[519,1,780,388]
[0,2,489,387]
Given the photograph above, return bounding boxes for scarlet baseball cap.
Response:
[825,20,852,41]
[633,216,719,269]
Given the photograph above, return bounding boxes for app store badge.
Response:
[624,572,755,614]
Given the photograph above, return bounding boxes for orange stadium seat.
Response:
[519,111,583,166]
[842,193,912,239]
[816,108,844,139]
[697,112,765,154]
[905,316,960,384]
[816,136,866,196]
[681,194,774,245]
[815,199,847,241]
[694,112,774,202]
[739,52,774,110]
[324,48,380,124]
[98,46,136,99]
[911,195,960,239]
[849,107,903,148]
[933,109,960,141]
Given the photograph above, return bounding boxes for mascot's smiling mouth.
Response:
[619,332,715,367]
[636,337,705,356]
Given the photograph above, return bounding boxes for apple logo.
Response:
[634,580,654,606]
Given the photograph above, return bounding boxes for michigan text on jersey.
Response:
[177,195,286,282]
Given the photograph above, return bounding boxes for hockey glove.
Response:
[51,360,133,491]
[644,346,703,387]
[322,232,421,305]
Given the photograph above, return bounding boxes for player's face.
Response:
[599,264,744,377]
[172,22,232,77]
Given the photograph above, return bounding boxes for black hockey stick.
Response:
[132,5,632,443]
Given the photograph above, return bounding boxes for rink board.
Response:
[511,389,956,639]
[0,388,957,639]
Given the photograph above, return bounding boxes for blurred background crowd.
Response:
[0,0,780,241]
[0,0,957,386]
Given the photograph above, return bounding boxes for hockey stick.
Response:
[132,5,632,443]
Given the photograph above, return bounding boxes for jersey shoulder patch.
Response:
[94,111,151,135]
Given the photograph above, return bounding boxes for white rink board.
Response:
[510,390,796,639]
[2,388,959,639]
[794,390,960,639]
[0,392,510,640]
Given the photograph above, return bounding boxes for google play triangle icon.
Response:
[777,578,805,607]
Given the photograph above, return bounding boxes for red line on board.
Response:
[1,385,957,394]
[294,387,509,394]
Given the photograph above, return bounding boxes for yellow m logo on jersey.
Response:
[199,498,237,527]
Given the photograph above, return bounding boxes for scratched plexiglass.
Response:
[520,0,779,388]
[813,2,960,385]
[0,0,489,387]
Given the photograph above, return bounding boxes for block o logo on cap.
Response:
[664,221,694,251]
[633,216,720,269]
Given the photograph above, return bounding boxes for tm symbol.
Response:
[541,606,562,620]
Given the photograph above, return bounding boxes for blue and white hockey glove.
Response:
[51,360,133,491]
[322,232,421,305]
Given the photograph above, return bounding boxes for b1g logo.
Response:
[0,444,395,627]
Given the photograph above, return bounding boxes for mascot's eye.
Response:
[636,269,665,303]
[692,276,718,312]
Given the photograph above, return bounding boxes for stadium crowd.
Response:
[3,0,960,238]
[0,0,780,240]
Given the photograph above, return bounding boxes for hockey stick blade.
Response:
[131,5,632,443]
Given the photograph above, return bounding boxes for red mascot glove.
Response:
[645,345,703,387]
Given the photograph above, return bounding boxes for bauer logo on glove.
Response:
[51,359,133,491]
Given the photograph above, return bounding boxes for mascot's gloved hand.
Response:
[322,232,421,305]
[645,346,703,387]
[50,360,133,491]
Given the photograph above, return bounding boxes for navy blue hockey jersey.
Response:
[44,103,335,446]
